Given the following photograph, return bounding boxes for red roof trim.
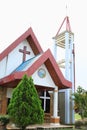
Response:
[0,27,43,61]
[0,49,72,89]
[25,49,71,88]
[56,16,72,36]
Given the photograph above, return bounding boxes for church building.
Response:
[0,23,72,124]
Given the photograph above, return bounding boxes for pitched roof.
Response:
[0,27,43,61]
[0,49,72,90]
[13,54,41,72]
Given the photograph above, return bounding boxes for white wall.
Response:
[32,64,56,88]
[0,57,7,78]
[6,88,13,98]
[0,39,35,78]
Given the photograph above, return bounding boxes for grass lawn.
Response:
[75,113,81,120]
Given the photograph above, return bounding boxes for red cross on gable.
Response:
[19,46,30,62]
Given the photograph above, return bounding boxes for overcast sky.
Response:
[0,0,87,90]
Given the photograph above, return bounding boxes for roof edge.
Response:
[0,27,43,61]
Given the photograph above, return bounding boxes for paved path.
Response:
[7,123,73,129]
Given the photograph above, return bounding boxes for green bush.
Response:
[8,75,44,130]
[0,115,9,125]
[83,118,87,126]
[75,120,84,127]
[75,119,87,129]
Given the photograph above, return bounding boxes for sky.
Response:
[0,0,87,90]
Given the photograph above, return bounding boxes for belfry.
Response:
[53,16,75,124]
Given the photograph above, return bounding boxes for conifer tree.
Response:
[8,74,44,130]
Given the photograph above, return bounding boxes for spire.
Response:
[56,16,72,37]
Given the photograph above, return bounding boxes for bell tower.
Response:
[53,16,75,124]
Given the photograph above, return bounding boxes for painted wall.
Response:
[6,88,13,98]
[6,64,56,99]
[0,39,35,78]
[32,64,56,88]
[0,57,7,78]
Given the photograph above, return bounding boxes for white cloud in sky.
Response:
[0,0,87,90]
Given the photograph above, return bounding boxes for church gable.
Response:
[6,39,35,75]
[32,64,56,88]
[0,49,72,89]
[0,27,43,79]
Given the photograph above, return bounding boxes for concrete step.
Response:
[7,123,73,130]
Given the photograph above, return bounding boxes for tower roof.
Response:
[55,16,72,37]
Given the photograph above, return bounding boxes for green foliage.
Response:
[72,86,87,119]
[0,115,9,125]
[75,119,87,129]
[75,120,84,128]
[75,113,81,120]
[8,75,44,129]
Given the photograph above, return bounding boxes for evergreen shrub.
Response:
[8,75,44,130]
